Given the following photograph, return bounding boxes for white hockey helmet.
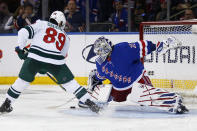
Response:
[49,11,66,30]
[93,36,113,58]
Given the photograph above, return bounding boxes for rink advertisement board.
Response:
[0,33,196,89]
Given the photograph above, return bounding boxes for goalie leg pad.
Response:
[127,82,184,113]
[78,84,112,108]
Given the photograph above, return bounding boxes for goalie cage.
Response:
[140,21,197,103]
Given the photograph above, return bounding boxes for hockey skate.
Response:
[85,99,101,113]
[176,103,189,114]
[78,101,89,108]
[0,98,13,114]
[167,96,189,114]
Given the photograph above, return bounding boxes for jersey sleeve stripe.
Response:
[140,40,146,57]
[144,40,148,55]
[138,41,143,58]
[29,25,34,38]
[24,26,32,39]
[24,25,34,39]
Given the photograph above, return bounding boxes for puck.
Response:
[70,106,76,109]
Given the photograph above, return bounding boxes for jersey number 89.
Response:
[43,27,66,51]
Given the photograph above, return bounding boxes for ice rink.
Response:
[0,85,197,131]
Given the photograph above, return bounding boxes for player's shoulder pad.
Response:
[33,19,41,24]
[30,19,43,26]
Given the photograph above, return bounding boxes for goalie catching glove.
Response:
[156,36,182,56]
[87,69,103,92]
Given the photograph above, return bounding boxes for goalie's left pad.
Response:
[156,36,182,56]
[127,83,188,113]
[78,69,104,108]
[78,84,112,108]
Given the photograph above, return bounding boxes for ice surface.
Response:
[0,85,197,131]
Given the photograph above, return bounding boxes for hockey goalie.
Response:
[80,36,189,114]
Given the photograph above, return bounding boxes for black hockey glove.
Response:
[15,46,28,60]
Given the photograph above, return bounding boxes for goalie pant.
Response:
[108,71,182,113]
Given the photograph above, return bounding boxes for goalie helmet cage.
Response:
[139,21,197,100]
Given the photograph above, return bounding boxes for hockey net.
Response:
[140,21,197,101]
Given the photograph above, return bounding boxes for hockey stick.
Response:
[47,96,76,109]
[46,72,76,109]
[46,72,67,92]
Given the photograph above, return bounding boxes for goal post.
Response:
[139,21,197,95]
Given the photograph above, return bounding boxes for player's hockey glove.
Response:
[15,46,28,60]
[156,36,182,56]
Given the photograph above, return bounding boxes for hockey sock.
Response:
[6,78,29,103]
[62,79,91,103]
[73,86,90,103]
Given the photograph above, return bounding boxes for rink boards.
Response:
[0,33,197,89]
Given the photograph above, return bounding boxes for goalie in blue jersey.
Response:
[81,36,188,114]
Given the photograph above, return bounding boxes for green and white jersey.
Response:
[18,20,70,65]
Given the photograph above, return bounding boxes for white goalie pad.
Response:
[127,83,182,113]
[89,84,112,103]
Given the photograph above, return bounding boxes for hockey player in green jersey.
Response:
[0,11,100,114]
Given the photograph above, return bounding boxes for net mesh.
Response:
[144,25,192,34]
[141,22,197,99]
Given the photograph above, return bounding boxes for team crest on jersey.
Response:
[110,71,113,77]
[123,76,127,83]
[114,74,118,80]
[102,65,132,84]
[119,75,122,81]
[105,68,109,74]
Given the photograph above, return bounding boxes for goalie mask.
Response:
[93,36,112,64]
[49,11,66,30]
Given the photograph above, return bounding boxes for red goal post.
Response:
[139,21,197,96]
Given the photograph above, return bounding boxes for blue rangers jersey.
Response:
[95,40,157,90]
